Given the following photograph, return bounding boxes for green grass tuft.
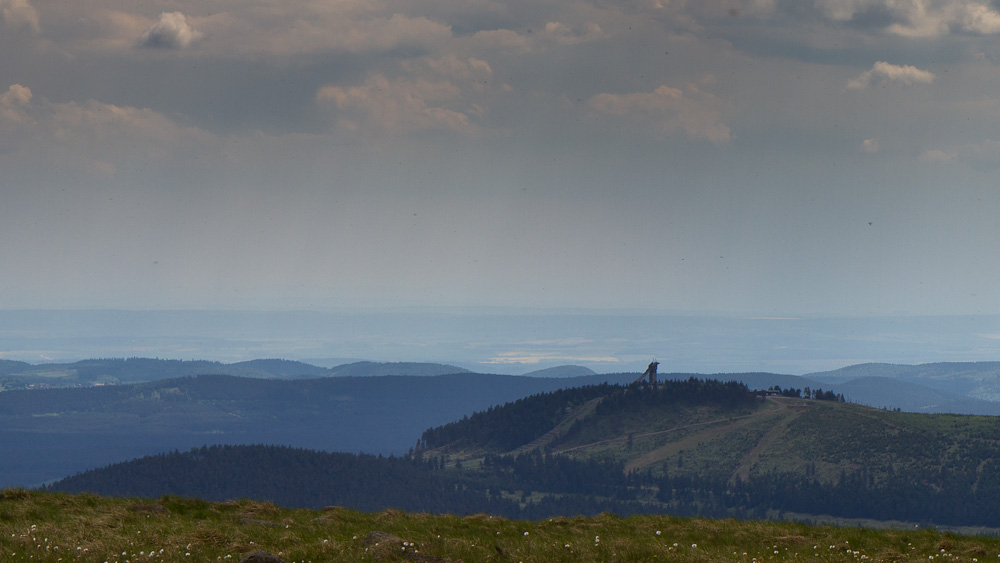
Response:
[3,488,1000,562]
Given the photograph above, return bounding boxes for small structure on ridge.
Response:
[634,360,659,387]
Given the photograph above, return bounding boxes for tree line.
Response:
[762,385,845,402]
[48,442,1000,526]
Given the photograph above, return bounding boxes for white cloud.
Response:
[317,56,494,136]
[103,12,150,47]
[25,2,456,57]
[0,83,213,175]
[540,21,607,45]
[468,29,532,53]
[411,55,493,85]
[816,0,1000,37]
[333,13,452,53]
[47,100,185,141]
[919,148,958,162]
[0,0,39,33]
[137,11,203,49]
[191,9,452,56]
[961,139,1000,168]
[318,75,477,135]
[920,140,1000,168]
[814,0,873,21]
[862,138,879,152]
[0,84,33,124]
[959,2,1000,33]
[847,61,935,89]
[588,82,731,143]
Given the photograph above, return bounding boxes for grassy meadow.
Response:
[3,488,1000,562]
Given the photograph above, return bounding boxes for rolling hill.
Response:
[0,357,328,389]
[0,370,624,488]
[0,358,475,390]
[808,362,1000,403]
[326,361,469,377]
[12,358,1000,490]
[47,379,1000,527]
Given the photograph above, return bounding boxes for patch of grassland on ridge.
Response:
[3,488,1000,562]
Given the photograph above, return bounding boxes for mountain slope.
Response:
[808,362,1000,402]
[833,375,1000,415]
[47,380,1000,526]
[0,371,615,488]
[47,444,517,515]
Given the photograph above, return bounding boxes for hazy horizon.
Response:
[3,309,1000,376]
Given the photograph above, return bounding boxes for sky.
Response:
[3,0,1000,315]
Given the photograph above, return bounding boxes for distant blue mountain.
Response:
[522,365,597,378]
[809,362,1000,403]
[327,361,470,377]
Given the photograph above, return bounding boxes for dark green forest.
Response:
[47,441,1000,526]
[420,384,618,451]
[420,378,757,451]
[47,444,520,516]
[42,378,1000,527]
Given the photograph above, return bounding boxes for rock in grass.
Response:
[364,530,405,545]
[363,531,455,562]
[238,551,287,563]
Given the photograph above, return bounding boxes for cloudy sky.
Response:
[3,0,1000,315]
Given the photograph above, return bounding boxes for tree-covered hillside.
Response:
[421,383,618,451]
[47,445,518,515]
[418,380,1000,526]
[47,378,1000,527]
[0,371,619,487]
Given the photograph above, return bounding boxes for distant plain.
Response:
[3,309,1000,374]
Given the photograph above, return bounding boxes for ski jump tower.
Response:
[634,360,659,387]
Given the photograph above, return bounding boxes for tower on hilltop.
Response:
[634,359,659,387]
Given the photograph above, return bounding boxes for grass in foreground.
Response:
[2,488,1000,562]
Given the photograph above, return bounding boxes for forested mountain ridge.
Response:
[11,360,1000,490]
[423,378,999,485]
[48,444,518,516]
[327,361,469,377]
[420,379,1000,525]
[0,358,474,390]
[6,356,1000,417]
[0,357,327,389]
[48,379,1000,527]
[0,371,621,488]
